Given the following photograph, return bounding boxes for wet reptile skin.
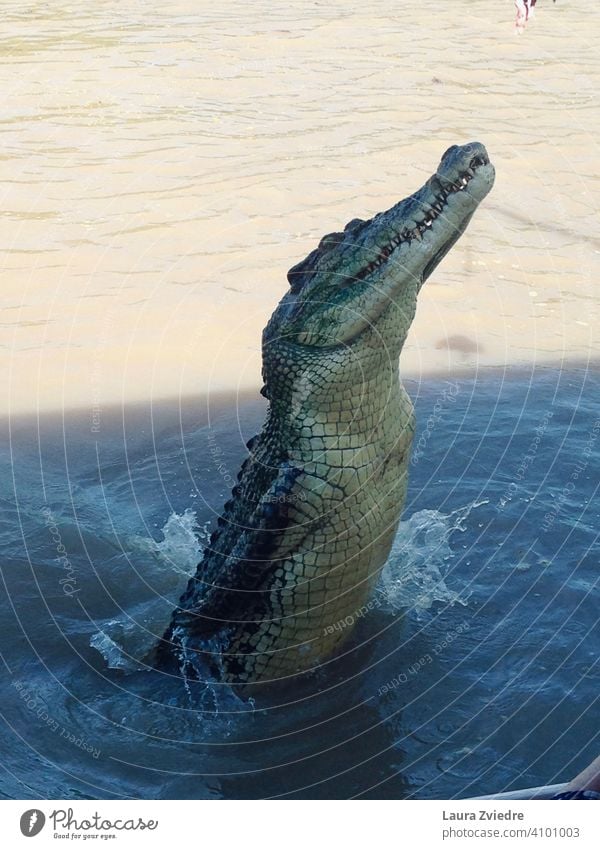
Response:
[156,143,495,685]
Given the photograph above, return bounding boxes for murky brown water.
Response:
[1,0,598,413]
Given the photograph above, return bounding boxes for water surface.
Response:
[1,367,598,799]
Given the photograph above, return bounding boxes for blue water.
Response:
[0,367,598,799]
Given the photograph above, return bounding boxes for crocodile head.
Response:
[264,142,494,355]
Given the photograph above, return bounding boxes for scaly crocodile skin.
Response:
[156,142,495,684]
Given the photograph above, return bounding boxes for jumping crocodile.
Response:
[155,142,495,685]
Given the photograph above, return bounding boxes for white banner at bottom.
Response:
[1,799,597,848]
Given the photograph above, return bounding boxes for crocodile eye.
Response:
[344,218,366,233]
[287,249,319,292]
[318,231,345,251]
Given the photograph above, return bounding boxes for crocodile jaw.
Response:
[268,142,495,350]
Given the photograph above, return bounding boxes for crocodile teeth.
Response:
[356,157,485,279]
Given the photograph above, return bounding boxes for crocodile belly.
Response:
[222,454,411,684]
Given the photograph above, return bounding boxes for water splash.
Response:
[90,629,146,671]
[378,501,487,617]
[91,502,487,672]
[134,507,206,574]
[91,509,207,671]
